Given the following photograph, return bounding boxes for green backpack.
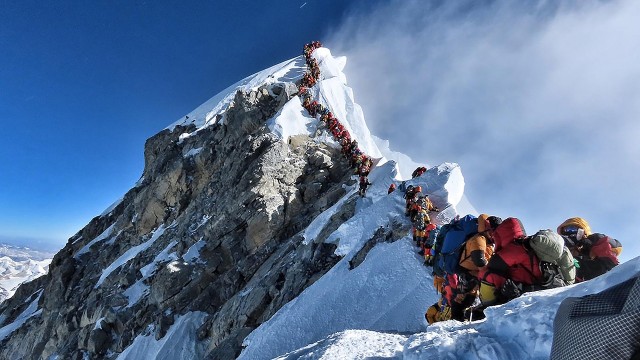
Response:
[529,230,576,286]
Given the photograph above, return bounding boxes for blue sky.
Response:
[0,0,373,250]
[2,0,639,261]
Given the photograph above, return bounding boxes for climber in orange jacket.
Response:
[458,214,502,279]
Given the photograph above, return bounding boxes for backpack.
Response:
[529,229,564,262]
[413,211,427,231]
[425,224,441,248]
[525,230,576,287]
[436,215,478,275]
[587,233,623,260]
[493,217,526,248]
[431,223,452,276]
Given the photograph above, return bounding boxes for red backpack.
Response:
[493,218,527,251]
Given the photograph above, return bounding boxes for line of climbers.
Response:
[388,168,441,264]
[404,183,440,260]
[300,42,624,326]
[299,41,374,197]
[418,213,623,325]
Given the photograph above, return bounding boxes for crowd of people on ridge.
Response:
[420,212,623,324]
[300,41,624,328]
[387,167,623,324]
[299,41,374,197]
[387,169,624,324]
[402,181,439,262]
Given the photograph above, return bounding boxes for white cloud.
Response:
[328,0,640,260]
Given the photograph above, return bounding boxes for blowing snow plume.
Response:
[327,0,640,258]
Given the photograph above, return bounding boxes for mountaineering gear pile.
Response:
[299,41,374,196]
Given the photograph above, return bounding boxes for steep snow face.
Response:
[167,57,307,131]
[311,48,383,159]
[171,47,385,164]
[243,250,640,360]
[239,161,463,360]
[116,312,208,360]
[0,245,52,303]
[267,98,315,141]
[0,291,42,341]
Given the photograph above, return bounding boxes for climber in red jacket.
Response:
[478,218,542,307]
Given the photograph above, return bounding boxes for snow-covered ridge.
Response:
[264,256,640,360]
[236,46,468,359]
[169,47,386,167]
[167,57,307,132]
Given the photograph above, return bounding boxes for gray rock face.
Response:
[0,82,354,359]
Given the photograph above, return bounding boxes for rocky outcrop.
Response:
[0,81,356,359]
[348,220,410,270]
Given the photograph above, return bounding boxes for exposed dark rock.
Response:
[348,220,411,270]
[0,82,357,359]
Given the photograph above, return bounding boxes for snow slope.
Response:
[263,257,640,360]
[0,291,43,341]
[167,57,307,132]
[117,312,208,360]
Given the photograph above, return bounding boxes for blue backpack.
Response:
[436,215,478,275]
[425,225,442,248]
[431,223,452,276]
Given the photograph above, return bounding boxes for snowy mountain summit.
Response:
[1,45,637,359]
